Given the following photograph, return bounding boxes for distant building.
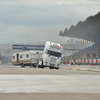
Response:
[58,11,100,65]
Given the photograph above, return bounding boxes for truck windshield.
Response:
[47,50,61,57]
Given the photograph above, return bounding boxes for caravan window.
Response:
[13,56,15,59]
[20,55,23,58]
[26,54,29,58]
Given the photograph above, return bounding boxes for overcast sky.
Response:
[0,0,100,43]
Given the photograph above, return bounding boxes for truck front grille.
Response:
[50,57,56,64]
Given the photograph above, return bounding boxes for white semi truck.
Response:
[12,41,62,69]
[38,41,62,69]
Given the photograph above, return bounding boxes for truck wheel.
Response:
[33,65,36,68]
[42,66,44,68]
[55,68,59,70]
[41,60,44,69]
[21,64,24,68]
[49,67,52,69]
[38,65,40,68]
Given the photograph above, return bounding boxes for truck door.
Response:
[17,54,19,64]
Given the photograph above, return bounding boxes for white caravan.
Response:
[12,51,43,68]
[38,41,62,69]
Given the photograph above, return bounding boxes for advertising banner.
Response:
[93,59,96,63]
[82,60,84,63]
[97,59,100,63]
[13,44,44,50]
[76,60,78,63]
[89,59,92,63]
[79,60,81,63]
[85,59,88,63]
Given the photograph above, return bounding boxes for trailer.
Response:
[12,51,43,68]
[12,41,63,69]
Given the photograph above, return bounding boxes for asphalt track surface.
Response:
[0,65,100,100]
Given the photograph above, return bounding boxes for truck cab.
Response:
[38,41,62,69]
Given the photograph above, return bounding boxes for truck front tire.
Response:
[21,64,24,68]
[55,67,59,69]
[33,65,36,68]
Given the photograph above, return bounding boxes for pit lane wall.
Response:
[69,59,100,65]
[64,59,100,72]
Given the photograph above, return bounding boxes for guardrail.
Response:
[69,59,100,65]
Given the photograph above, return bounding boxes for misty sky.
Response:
[0,0,100,43]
